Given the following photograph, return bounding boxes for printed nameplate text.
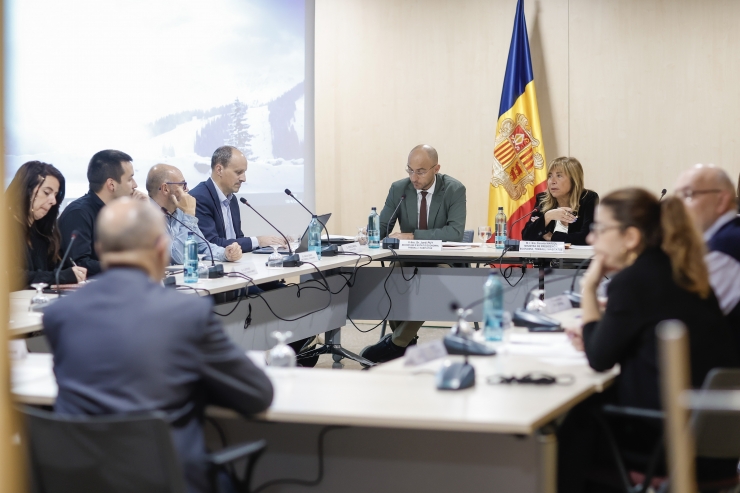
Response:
[231,263,259,277]
[519,241,565,254]
[298,251,319,263]
[340,242,361,253]
[398,240,443,251]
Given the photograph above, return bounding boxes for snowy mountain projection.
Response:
[4,0,306,201]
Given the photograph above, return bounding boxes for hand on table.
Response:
[258,235,287,248]
[224,244,243,262]
[389,232,414,240]
[565,324,584,352]
[71,266,87,283]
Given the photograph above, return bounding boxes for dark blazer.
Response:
[378,173,466,242]
[522,190,598,245]
[44,268,274,493]
[707,216,740,354]
[583,248,739,410]
[58,190,106,276]
[190,179,253,252]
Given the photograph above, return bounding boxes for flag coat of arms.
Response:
[488,0,547,240]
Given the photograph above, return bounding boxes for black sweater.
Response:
[23,226,78,289]
[521,190,598,245]
[583,248,739,410]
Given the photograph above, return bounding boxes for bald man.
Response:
[43,198,273,493]
[362,145,467,363]
[675,164,740,350]
[147,164,242,264]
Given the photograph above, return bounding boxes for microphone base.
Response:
[283,254,303,268]
[208,264,225,278]
[513,309,563,331]
[504,239,520,251]
[163,276,177,288]
[322,244,339,257]
[564,290,582,308]
[382,238,400,249]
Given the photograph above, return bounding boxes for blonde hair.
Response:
[601,188,710,298]
[540,157,585,214]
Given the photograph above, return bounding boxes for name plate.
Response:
[398,240,443,251]
[543,294,573,314]
[340,242,361,253]
[519,241,565,253]
[231,263,259,277]
[404,339,448,366]
[298,251,319,263]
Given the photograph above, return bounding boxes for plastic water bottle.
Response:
[483,270,504,341]
[368,207,380,248]
[495,207,507,249]
[184,232,198,284]
[308,215,322,260]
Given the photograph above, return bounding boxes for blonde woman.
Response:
[522,157,598,245]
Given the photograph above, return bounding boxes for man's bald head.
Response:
[146,164,181,196]
[97,197,167,254]
[675,164,737,232]
[408,145,439,167]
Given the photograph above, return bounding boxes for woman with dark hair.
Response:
[560,188,739,491]
[7,161,86,289]
[521,156,598,245]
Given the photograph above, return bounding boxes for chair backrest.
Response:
[462,230,474,243]
[693,368,740,458]
[22,406,188,493]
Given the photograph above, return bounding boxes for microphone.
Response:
[659,189,667,201]
[284,189,338,257]
[563,256,593,308]
[160,208,224,278]
[240,198,302,267]
[55,230,79,295]
[504,207,539,250]
[382,194,407,250]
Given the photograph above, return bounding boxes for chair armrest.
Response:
[206,439,267,466]
[602,404,665,421]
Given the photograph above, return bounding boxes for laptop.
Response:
[252,213,333,255]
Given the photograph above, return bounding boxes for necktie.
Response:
[419,191,428,230]
[222,198,236,239]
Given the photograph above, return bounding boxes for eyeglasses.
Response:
[405,166,436,177]
[162,181,188,192]
[589,222,622,235]
[675,188,722,201]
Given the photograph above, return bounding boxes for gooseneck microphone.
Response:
[55,230,79,295]
[240,198,302,267]
[284,189,338,257]
[659,189,667,201]
[161,207,224,278]
[382,194,406,250]
[501,207,539,250]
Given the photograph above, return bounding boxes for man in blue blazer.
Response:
[190,146,286,252]
[43,198,273,493]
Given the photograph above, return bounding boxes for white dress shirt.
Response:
[416,175,436,229]
[211,178,258,247]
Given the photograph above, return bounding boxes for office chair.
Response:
[21,406,266,493]
[592,368,740,493]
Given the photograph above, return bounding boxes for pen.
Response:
[71,259,77,267]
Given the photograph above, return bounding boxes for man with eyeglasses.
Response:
[60,149,148,277]
[146,164,242,264]
[675,164,740,350]
[361,144,467,363]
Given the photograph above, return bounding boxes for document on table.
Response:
[505,332,588,366]
[442,242,481,250]
[567,245,594,250]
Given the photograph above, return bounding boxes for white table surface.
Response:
[12,309,614,436]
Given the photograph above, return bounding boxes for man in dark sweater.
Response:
[675,164,740,349]
[58,150,146,276]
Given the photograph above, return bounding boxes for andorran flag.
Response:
[488,0,547,240]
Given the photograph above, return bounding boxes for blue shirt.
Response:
[159,203,226,264]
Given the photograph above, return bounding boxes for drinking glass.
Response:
[29,283,49,311]
[267,245,284,269]
[267,331,296,367]
[197,255,209,279]
[478,226,492,247]
[525,289,547,312]
[355,227,368,246]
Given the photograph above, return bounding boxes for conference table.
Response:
[12,309,616,493]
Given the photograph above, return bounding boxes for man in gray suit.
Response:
[44,198,273,493]
[361,144,467,363]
